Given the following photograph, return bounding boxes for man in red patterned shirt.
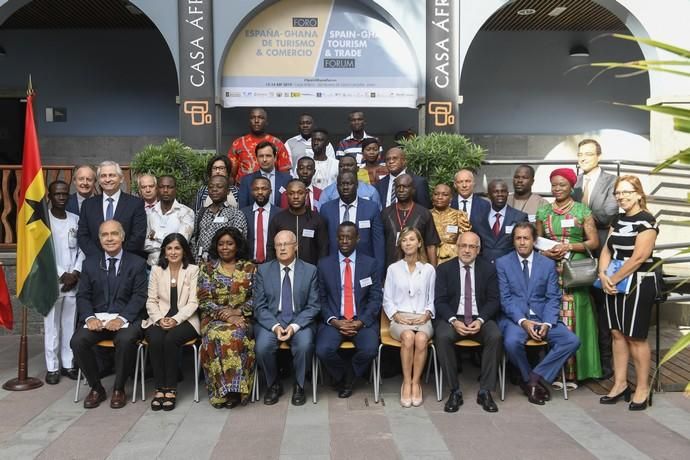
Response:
[228,108,291,183]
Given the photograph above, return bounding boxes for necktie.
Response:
[106,197,114,220]
[463,265,472,325]
[522,259,530,286]
[107,257,117,306]
[343,204,352,223]
[279,267,293,325]
[256,207,265,263]
[343,258,354,320]
[389,181,397,205]
[461,200,468,213]
[582,176,591,206]
[492,212,501,237]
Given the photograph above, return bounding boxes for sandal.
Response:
[162,389,177,411]
[151,389,165,411]
[565,381,578,390]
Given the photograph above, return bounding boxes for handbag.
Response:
[562,247,598,289]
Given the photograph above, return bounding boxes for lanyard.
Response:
[395,202,415,229]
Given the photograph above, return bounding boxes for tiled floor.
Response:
[0,335,688,459]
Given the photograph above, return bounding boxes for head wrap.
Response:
[550,168,577,187]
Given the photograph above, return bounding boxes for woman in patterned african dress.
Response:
[198,227,256,408]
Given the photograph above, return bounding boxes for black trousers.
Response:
[70,321,143,390]
[144,322,199,389]
[434,319,502,394]
[590,286,613,373]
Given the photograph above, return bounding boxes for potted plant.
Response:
[130,138,211,207]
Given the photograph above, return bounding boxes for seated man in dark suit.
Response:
[450,168,490,226]
[70,220,148,409]
[320,171,385,280]
[254,230,321,406]
[316,223,382,398]
[238,141,291,208]
[375,147,431,209]
[241,176,279,263]
[496,222,580,405]
[434,231,502,413]
[474,179,528,264]
[77,161,147,257]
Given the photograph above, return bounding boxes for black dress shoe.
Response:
[538,379,552,401]
[61,367,79,380]
[291,384,306,406]
[84,387,107,409]
[629,399,648,411]
[264,382,284,405]
[520,382,545,405]
[338,381,354,399]
[476,391,498,413]
[45,371,60,385]
[600,387,631,405]
[443,390,463,413]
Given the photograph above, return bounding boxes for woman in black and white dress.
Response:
[597,175,658,411]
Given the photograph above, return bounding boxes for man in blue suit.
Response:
[240,176,279,263]
[496,222,580,405]
[375,147,431,209]
[316,223,382,398]
[320,171,385,280]
[450,168,490,226]
[66,164,97,215]
[77,161,146,258]
[238,141,291,208]
[253,230,321,406]
[474,179,528,264]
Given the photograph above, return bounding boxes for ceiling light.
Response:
[548,7,568,16]
[569,45,590,57]
[517,8,537,16]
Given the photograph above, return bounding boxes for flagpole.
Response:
[2,306,42,391]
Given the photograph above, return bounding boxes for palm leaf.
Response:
[659,333,690,366]
[610,34,690,59]
[652,147,690,172]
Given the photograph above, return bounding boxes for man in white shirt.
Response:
[44,180,85,384]
[144,176,194,266]
[434,232,502,413]
[311,129,339,190]
[286,114,335,175]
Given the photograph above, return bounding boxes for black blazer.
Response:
[375,173,431,209]
[241,204,280,260]
[451,193,491,228]
[76,251,148,323]
[66,193,80,215]
[238,170,292,208]
[77,192,147,257]
[473,205,528,264]
[434,257,500,323]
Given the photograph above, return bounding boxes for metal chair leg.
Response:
[374,345,383,403]
[430,345,441,401]
[192,343,200,403]
[500,355,506,401]
[561,367,568,400]
[74,368,82,403]
[132,343,143,403]
[312,356,318,404]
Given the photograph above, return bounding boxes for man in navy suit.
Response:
[496,223,580,405]
[253,230,321,406]
[241,176,279,263]
[450,168,490,226]
[66,164,97,215]
[474,179,528,264]
[375,147,431,209]
[316,223,382,398]
[70,220,147,409]
[320,171,385,280]
[238,141,291,208]
[77,161,146,257]
[434,231,503,413]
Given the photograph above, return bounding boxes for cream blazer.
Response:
[142,264,200,334]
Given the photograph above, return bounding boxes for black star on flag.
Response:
[25,197,48,227]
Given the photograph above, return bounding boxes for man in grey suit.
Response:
[573,138,618,378]
[254,230,320,406]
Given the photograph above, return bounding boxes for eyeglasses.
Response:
[613,190,635,197]
[576,152,597,158]
[275,242,297,249]
[212,165,227,171]
[458,244,479,250]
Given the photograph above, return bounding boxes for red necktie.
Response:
[256,207,265,263]
[343,258,354,320]
[492,213,501,237]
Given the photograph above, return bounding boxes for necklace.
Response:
[553,198,574,213]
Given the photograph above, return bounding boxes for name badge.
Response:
[303,229,315,238]
[356,153,363,164]
[279,186,286,194]
[446,225,458,234]
[505,225,514,234]
[378,175,387,179]
[562,218,575,228]
[528,214,536,223]
[359,277,373,288]
[359,220,371,229]
[362,196,371,200]
[213,216,227,223]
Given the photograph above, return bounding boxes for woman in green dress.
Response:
[536,168,602,386]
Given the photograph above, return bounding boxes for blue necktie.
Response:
[522,259,530,286]
[106,197,114,220]
[107,257,117,306]
[279,267,293,325]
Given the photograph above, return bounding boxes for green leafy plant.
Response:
[398,132,486,190]
[130,138,211,207]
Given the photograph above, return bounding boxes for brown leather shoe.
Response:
[110,389,127,409]
[84,387,107,409]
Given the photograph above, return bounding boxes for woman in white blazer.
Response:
[142,233,200,411]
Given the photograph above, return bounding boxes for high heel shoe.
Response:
[400,384,412,408]
[599,386,631,405]
[629,399,648,411]
[412,384,423,407]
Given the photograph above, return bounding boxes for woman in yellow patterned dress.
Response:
[198,227,256,408]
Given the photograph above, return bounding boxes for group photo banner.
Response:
[221,0,419,108]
